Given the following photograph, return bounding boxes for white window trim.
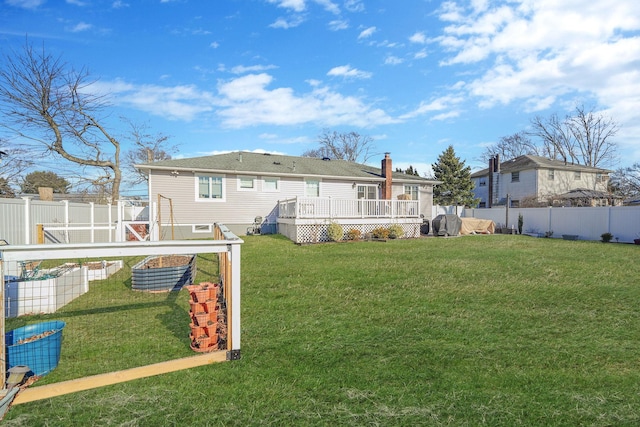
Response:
[403,184,419,200]
[192,224,212,234]
[238,175,257,191]
[195,174,226,202]
[263,176,280,193]
[305,179,321,197]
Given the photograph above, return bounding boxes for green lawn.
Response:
[4,235,640,426]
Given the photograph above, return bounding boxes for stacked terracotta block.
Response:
[187,282,221,352]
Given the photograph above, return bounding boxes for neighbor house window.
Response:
[238,176,256,191]
[479,179,486,187]
[305,179,320,197]
[263,177,280,192]
[404,185,419,200]
[574,171,581,180]
[548,170,555,180]
[511,171,520,182]
[596,173,606,183]
[197,175,224,200]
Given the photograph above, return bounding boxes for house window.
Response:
[197,175,224,200]
[263,177,280,192]
[574,171,581,180]
[192,224,212,234]
[305,179,320,197]
[239,176,256,190]
[548,170,555,180]
[479,202,486,208]
[479,179,486,187]
[404,185,419,200]
[511,200,520,208]
[357,185,377,199]
[511,171,520,182]
[596,173,606,183]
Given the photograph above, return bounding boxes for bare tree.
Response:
[610,163,640,200]
[302,130,376,163]
[122,120,177,186]
[529,113,576,163]
[478,131,539,163]
[0,40,123,200]
[0,143,33,196]
[528,105,618,167]
[567,105,618,167]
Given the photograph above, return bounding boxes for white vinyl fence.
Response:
[0,197,147,245]
[462,206,640,243]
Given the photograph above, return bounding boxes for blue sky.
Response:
[1,0,640,197]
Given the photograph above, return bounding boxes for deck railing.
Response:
[278,197,420,219]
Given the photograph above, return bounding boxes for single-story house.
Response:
[136,151,440,243]
[471,154,614,207]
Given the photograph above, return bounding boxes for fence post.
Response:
[37,224,44,244]
[22,196,31,245]
[90,202,95,243]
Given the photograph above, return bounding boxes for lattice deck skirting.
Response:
[281,222,421,244]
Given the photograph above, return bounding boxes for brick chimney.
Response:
[381,152,392,200]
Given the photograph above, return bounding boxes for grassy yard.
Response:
[4,235,640,426]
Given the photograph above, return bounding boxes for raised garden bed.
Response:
[4,267,88,318]
[131,255,196,292]
[60,260,123,281]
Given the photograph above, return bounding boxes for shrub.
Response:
[388,224,404,239]
[600,232,613,243]
[371,227,390,239]
[326,222,344,242]
[347,229,362,241]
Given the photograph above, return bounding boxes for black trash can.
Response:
[420,220,430,235]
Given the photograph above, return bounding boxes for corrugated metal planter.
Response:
[131,255,196,292]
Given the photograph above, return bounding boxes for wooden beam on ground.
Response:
[13,351,228,405]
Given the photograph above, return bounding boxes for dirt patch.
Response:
[140,255,192,269]
[17,330,56,345]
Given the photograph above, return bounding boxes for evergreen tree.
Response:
[432,145,478,207]
[21,171,70,194]
[0,177,15,197]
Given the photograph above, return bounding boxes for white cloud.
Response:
[69,22,93,32]
[414,49,427,59]
[5,0,44,8]
[269,15,306,29]
[434,0,640,129]
[358,26,376,39]
[96,74,398,128]
[384,55,404,65]
[92,80,216,121]
[267,0,306,12]
[315,0,339,14]
[328,20,349,31]
[344,0,364,13]
[210,41,220,49]
[230,64,279,74]
[409,31,427,44]
[327,65,372,79]
[112,0,129,8]
[400,95,464,120]
[215,73,398,128]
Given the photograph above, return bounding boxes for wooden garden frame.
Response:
[0,224,242,404]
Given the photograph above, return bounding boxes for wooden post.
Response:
[37,224,45,244]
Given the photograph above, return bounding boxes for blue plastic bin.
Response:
[5,320,66,376]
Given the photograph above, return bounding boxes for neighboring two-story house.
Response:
[136,151,439,243]
[471,155,616,207]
